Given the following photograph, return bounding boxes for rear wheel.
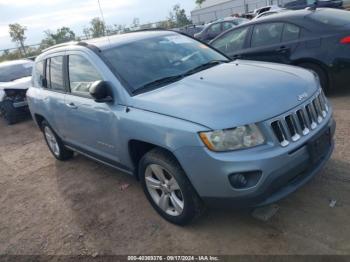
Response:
[298,62,329,94]
[139,148,204,225]
[41,120,74,161]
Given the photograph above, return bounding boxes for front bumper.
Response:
[174,117,336,208]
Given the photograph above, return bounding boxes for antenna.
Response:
[97,0,111,46]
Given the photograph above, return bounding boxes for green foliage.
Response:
[167,4,191,28]
[8,23,27,55]
[196,0,206,6]
[89,17,106,38]
[40,27,76,50]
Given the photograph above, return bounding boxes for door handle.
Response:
[276,46,288,53]
[66,102,78,109]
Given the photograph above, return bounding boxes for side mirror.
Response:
[89,80,114,103]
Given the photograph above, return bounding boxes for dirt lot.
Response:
[0,89,350,256]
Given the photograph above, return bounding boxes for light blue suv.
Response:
[27,30,335,225]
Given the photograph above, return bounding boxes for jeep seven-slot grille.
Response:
[271,91,329,147]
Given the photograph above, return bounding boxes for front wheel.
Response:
[139,148,204,225]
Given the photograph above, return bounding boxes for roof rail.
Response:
[42,41,89,53]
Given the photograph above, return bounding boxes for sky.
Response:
[0,0,196,50]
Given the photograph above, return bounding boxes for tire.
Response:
[298,62,329,94]
[139,148,204,225]
[0,100,22,125]
[41,120,74,161]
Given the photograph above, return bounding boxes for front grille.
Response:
[271,90,329,147]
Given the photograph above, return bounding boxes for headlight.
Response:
[199,124,265,152]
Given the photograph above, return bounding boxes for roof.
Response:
[42,30,178,54]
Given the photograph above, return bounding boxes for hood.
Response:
[0,76,32,90]
[129,60,319,130]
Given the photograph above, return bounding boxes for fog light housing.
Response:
[229,171,262,189]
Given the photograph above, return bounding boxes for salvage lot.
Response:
[0,89,349,255]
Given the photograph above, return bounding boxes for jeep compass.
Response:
[27,31,335,225]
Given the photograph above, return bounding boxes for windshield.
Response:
[0,62,33,82]
[102,33,229,92]
[307,9,350,26]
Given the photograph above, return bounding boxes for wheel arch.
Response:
[33,113,46,128]
[128,140,181,180]
[293,58,333,90]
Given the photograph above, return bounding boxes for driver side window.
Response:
[68,55,102,96]
[212,27,249,55]
[208,23,222,35]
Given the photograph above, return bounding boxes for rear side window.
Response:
[307,9,350,26]
[282,23,300,42]
[34,61,44,87]
[68,55,102,96]
[48,56,65,92]
[251,23,283,47]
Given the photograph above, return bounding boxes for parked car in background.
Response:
[283,0,343,9]
[28,30,335,225]
[0,59,33,124]
[173,25,205,37]
[253,8,289,19]
[253,5,282,16]
[343,0,350,8]
[210,8,350,93]
[194,17,249,42]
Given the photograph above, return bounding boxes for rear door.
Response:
[239,22,301,64]
[40,54,68,137]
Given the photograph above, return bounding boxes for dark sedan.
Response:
[210,8,350,93]
[194,17,249,42]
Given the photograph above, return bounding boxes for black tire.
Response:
[41,120,74,161]
[298,62,329,94]
[139,148,204,225]
[0,100,22,125]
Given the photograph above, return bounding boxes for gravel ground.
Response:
[0,88,349,256]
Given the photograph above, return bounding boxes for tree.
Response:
[89,17,106,38]
[40,27,76,49]
[196,0,206,7]
[83,27,91,39]
[8,23,27,56]
[168,4,191,28]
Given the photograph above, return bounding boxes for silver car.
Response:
[27,31,335,225]
[0,59,33,124]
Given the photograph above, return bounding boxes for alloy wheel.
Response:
[145,164,184,216]
[44,126,60,157]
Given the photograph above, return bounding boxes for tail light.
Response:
[340,36,350,44]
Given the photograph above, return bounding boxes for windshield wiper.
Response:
[132,60,229,95]
[182,60,229,77]
[133,75,184,94]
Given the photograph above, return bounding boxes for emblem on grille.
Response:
[297,92,308,101]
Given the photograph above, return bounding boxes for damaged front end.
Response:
[0,88,29,125]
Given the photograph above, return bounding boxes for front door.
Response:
[63,53,118,161]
